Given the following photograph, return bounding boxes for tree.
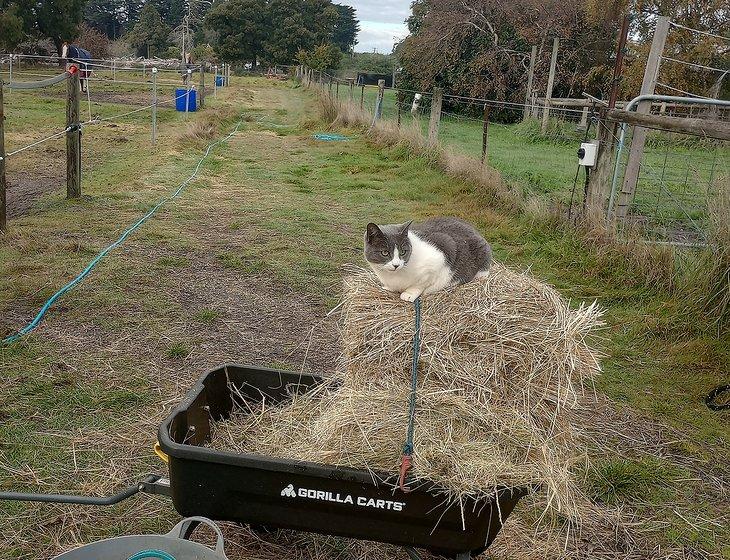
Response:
[297,43,342,71]
[619,0,730,99]
[76,22,111,58]
[205,0,266,65]
[397,0,620,117]
[35,0,85,54]
[126,2,171,57]
[263,0,339,65]
[0,2,25,51]
[332,4,358,52]
[84,0,124,38]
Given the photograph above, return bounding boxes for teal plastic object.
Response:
[313,133,349,141]
[128,551,177,560]
[52,517,227,560]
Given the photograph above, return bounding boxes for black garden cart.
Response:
[1,364,526,559]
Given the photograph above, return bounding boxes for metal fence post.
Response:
[151,67,158,146]
[185,69,192,118]
[7,55,12,96]
[199,62,205,108]
[214,65,218,96]
[0,79,6,231]
[66,69,81,198]
[481,104,490,164]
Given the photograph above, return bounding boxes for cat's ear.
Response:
[399,220,413,235]
[366,223,383,242]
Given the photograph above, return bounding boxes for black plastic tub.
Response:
[158,364,525,559]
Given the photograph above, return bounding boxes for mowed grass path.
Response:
[0,78,728,558]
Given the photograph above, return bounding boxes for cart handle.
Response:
[154,440,170,463]
[0,474,162,505]
[167,517,228,559]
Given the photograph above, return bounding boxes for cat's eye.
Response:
[380,250,389,257]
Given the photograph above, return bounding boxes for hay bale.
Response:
[210,264,604,516]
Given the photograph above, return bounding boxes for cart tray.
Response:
[158,364,525,558]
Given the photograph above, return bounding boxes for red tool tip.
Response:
[399,454,413,493]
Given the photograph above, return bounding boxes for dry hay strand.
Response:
[210,264,604,522]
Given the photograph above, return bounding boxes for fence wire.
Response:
[318,74,728,244]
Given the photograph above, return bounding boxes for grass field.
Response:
[0,77,728,558]
[342,83,729,238]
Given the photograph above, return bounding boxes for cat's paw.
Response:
[381,285,396,293]
[400,291,420,302]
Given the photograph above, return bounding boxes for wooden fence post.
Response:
[213,65,218,96]
[615,16,670,220]
[0,80,6,232]
[586,112,617,216]
[541,38,559,133]
[397,90,403,127]
[360,85,365,110]
[375,79,386,120]
[336,80,339,99]
[428,88,443,145]
[481,104,490,164]
[66,69,81,199]
[523,46,536,120]
[199,62,205,108]
[579,107,589,129]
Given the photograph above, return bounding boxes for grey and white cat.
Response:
[364,217,492,301]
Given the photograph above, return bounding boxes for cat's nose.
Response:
[392,263,401,270]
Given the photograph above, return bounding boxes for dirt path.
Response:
[5,170,64,219]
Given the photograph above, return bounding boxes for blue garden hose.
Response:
[313,133,349,141]
[2,119,244,346]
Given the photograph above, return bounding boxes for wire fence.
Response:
[314,70,729,245]
[1,61,227,226]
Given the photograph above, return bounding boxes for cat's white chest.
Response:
[371,232,453,298]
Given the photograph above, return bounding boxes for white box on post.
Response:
[577,142,598,167]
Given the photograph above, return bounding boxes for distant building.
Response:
[356,72,393,88]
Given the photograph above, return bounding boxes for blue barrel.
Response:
[216,76,224,87]
[175,88,197,112]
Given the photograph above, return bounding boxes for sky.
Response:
[339,1,411,54]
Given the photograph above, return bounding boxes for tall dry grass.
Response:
[691,179,729,333]
[312,90,729,334]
